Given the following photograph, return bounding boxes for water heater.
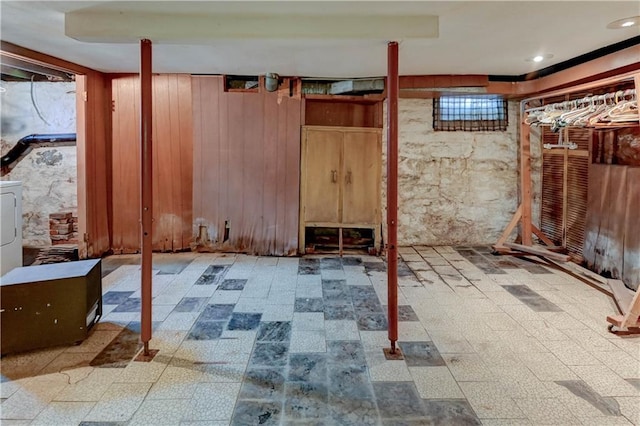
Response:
[1,181,23,276]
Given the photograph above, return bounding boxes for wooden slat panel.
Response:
[583,164,608,268]
[284,97,302,255]
[177,75,194,249]
[623,168,640,290]
[262,92,279,255]
[541,150,564,245]
[112,76,140,253]
[111,75,192,253]
[594,167,628,277]
[191,78,302,255]
[566,155,589,261]
[226,93,245,249]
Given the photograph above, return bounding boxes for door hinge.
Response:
[83,91,88,102]
[111,100,115,112]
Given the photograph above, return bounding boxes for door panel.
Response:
[342,131,380,224]
[304,129,342,223]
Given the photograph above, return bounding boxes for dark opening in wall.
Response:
[225,75,259,92]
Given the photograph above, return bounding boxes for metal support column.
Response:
[386,41,399,354]
[140,39,153,355]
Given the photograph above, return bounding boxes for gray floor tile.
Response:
[102,291,135,305]
[294,298,324,312]
[187,321,224,340]
[113,298,141,312]
[257,322,292,342]
[324,304,356,320]
[398,305,419,322]
[231,400,282,425]
[200,304,235,321]
[341,258,363,266]
[373,382,426,418]
[251,343,289,367]
[284,382,328,419]
[421,399,481,425]
[174,297,208,313]
[357,313,388,331]
[328,396,380,425]
[239,368,286,401]
[328,366,374,400]
[327,341,367,368]
[219,279,247,290]
[399,341,446,367]
[288,353,327,382]
[228,313,262,331]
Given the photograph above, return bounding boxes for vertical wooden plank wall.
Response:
[110,74,193,253]
[191,76,302,255]
[76,72,111,258]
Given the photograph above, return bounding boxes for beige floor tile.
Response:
[428,329,475,354]
[517,351,578,381]
[64,330,121,354]
[398,321,430,341]
[292,312,325,331]
[40,351,100,375]
[410,366,464,399]
[365,349,413,382]
[182,382,241,421]
[459,381,526,419]
[443,353,497,382]
[31,401,95,426]
[147,365,203,399]
[1,374,69,420]
[489,366,552,399]
[81,382,152,422]
[518,320,569,341]
[117,358,168,383]
[579,416,634,425]
[615,396,640,425]
[541,340,603,366]
[199,363,246,383]
[289,329,327,353]
[513,397,581,425]
[129,398,189,425]
[174,340,220,363]
[0,346,66,380]
[55,367,123,402]
[480,420,533,426]
[149,330,188,355]
[325,320,360,341]
[570,365,640,397]
[590,350,640,379]
[0,376,31,399]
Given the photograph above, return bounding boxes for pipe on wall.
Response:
[1,133,76,175]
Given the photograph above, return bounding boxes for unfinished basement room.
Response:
[0,1,639,425]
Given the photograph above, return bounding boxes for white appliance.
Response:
[1,181,23,276]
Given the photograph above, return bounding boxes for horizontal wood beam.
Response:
[399,75,489,89]
[1,41,97,75]
[504,242,571,262]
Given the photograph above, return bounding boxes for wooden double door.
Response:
[300,126,382,252]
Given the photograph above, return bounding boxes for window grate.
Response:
[433,95,508,131]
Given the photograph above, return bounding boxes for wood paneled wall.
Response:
[192,76,301,255]
[111,74,193,253]
[584,164,640,290]
[76,72,111,258]
[304,99,383,128]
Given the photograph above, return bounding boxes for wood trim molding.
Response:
[1,41,96,75]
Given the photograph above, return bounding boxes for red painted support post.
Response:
[387,41,399,352]
[140,39,153,355]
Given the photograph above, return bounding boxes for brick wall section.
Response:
[49,212,78,245]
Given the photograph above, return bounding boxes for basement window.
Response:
[225,75,259,92]
[433,95,508,131]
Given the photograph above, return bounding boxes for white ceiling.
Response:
[1,1,639,78]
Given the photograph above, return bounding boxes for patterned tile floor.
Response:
[1,246,639,425]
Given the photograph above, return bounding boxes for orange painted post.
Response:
[387,41,399,352]
[140,39,153,354]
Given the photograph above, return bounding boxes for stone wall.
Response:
[1,81,77,247]
[382,98,520,246]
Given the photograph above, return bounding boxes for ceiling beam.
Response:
[1,41,97,75]
[66,10,438,43]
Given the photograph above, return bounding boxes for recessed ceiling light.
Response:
[525,54,553,63]
[607,16,640,29]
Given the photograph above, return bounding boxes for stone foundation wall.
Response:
[0,81,77,247]
[382,98,520,246]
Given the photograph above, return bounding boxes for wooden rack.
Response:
[493,70,640,333]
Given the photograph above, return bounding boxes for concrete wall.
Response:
[1,81,77,247]
[382,98,520,246]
